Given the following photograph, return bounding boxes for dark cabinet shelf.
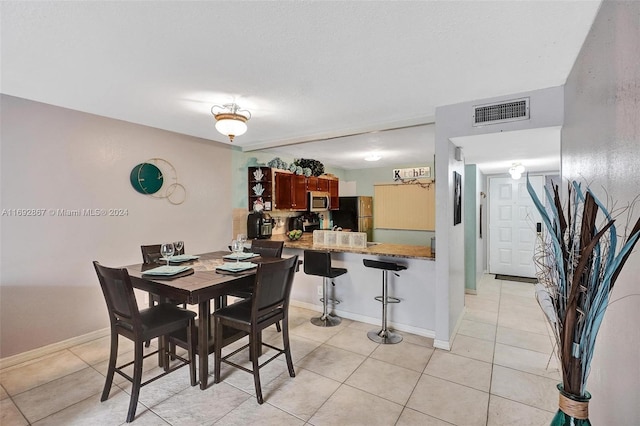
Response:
[248,167,273,211]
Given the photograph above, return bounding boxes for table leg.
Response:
[198,300,210,389]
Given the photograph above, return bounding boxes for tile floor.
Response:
[0,274,560,425]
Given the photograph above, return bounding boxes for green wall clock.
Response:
[130,163,163,194]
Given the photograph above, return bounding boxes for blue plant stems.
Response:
[526,175,640,397]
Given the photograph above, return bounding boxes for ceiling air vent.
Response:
[472,97,529,126]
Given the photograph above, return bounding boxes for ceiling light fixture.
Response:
[211,103,251,142]
[509,162,525,179]
[364,154,381,162]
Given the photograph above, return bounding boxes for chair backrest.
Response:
[251,255,299,322]
[93,261,142,333]
[141,243,186,264]
[141,244,162,264]
[251,240,284,258]
[303,250,332,277]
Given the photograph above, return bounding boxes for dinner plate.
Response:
[142,265,192,276]
[223,252,259,260]
[169,254,200,263]
[216,262,258,273]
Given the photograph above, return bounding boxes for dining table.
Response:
[124,250,271,389]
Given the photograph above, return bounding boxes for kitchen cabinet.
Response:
[248,167,273,211]
[274,171,307,211]
[328,178,339,210]
[306,176,329,192]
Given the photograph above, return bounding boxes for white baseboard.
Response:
[433,339,451,350]
[2,300,440,369]
[0,328,110,370]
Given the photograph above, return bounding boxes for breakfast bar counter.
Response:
[269,233,434,260]
[268,233,438,343]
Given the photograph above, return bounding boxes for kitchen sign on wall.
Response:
[393,166,431,181]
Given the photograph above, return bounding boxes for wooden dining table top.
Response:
[124,251,262,305]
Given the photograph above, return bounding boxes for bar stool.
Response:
[304,250,347,327]
[363,259,407,344]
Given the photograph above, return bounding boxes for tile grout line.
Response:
[484,274,503,425]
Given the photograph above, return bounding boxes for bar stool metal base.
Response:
[310,277,341,327]
[311,314,342,327]
[368,329,403,344]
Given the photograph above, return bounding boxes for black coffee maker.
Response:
[247,212,273,239]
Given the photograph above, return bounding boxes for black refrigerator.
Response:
[331,196,373,241]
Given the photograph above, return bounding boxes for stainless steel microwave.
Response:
[308,191,330,212]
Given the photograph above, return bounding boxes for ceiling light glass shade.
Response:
[509,163,525,179]
[211,103,251,142]
[364,154,381,161]
[214,115,248,137]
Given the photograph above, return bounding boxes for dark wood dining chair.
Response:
[227,239,285,331]
[141,244,188,348]
[93,261,196,423]
[141,244,188,307]
[213,255,298,404]
[250,239,284,258]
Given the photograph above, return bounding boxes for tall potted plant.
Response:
[527,178,640,425]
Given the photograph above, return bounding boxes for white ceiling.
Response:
[451,126,562,175]
[1,1,601,170]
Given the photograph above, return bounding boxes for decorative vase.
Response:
[551,384,591,426]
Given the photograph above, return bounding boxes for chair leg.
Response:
[282,317,295,378]
[161,336,170,372]
[250,330,263,404]
[145,294,155,348]
[101,330,119,402]
[126,340,144,423]
[188,319,197,387]
[213,317,222,384]
[275,321,282,332]
[169,341,177,361]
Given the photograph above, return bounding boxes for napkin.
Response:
[143,265,191,276]
[216,262,257,272]
[170,254,200,263]
[223,252,259,260]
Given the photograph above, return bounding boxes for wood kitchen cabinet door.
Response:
[306,176,318,191]
[274,172,293,210]
[291,174,308,210]
[274,172,307,211]
[317,177,330,192]
[306,176,330,192]
[329,179,339,210]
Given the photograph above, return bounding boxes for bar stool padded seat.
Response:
[363,259,407,272]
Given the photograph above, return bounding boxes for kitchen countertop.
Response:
[269,233,434,260]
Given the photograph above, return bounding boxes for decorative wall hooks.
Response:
[130,158,186,205]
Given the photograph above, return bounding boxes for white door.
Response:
[489,176,544,278]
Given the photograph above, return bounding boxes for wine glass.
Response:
[237,234,247,251]
[161,243,175,266]
[231,239,243,264]
[173,240,184,256]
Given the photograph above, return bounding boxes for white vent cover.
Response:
[473,97,530,126]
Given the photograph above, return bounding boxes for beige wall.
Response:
[562,0,640,422]
[0,95,234,357]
